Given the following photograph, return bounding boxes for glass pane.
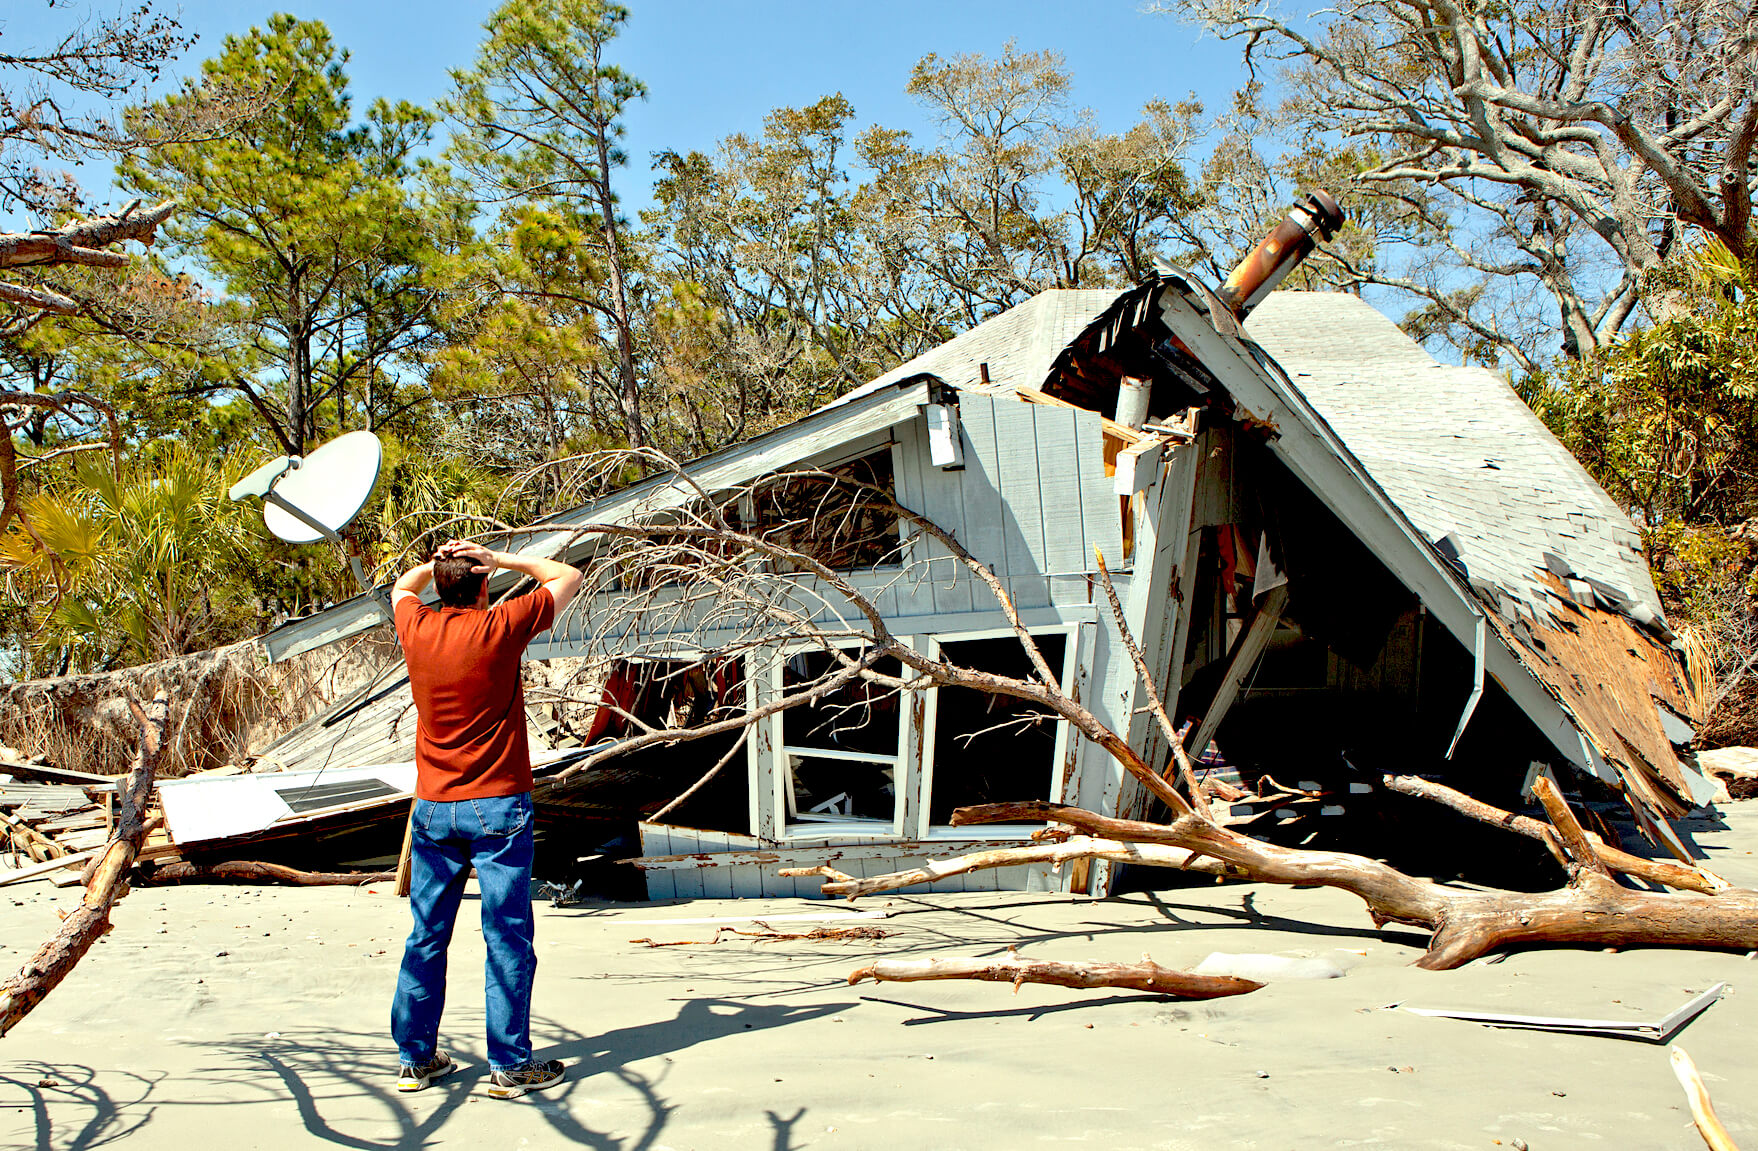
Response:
[780,649,903,756]
[929,634,1066,825]
[785,754,898,826]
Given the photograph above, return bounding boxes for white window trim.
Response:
[767,639,914,842]
[917,624,1081,840]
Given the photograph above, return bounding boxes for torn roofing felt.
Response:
[1240,291,1712,818]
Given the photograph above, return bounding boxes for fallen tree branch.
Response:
[812,800,1758,970]
[809,834,1235,898]
[130,861,395,887]
[632,924,890,947]
[0,692,167,1038]
[847,955,1264,999]
[1532,775,1614,878]
[1382,774,1729,895]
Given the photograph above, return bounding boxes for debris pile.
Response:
[0,750,178,888]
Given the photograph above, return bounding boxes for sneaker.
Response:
[484,1059,565,1099]
[396,1050,456,1092]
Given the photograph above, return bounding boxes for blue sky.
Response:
[6,0,1252,217]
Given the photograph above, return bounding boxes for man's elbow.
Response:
[550,567,584,610]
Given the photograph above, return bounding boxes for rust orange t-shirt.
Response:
[395,587,556,801]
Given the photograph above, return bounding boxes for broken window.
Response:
[777,646,906,838]
[747,449,901,572]
[924,631,1072,830]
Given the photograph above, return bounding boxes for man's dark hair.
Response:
[433,554,488,608]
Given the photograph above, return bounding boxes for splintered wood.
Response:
[1,767,179,884]
[1501,573,1704,819]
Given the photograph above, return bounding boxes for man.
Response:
[388,538,583,1100]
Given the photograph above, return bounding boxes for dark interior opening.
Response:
[928,634,1067,825]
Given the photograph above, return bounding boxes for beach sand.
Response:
[3,803,1756,1150]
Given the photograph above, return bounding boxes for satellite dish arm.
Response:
[261,489,344,545]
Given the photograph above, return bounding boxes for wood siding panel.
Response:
[889,419,942,619]
[992,400,1046,579]
[1034,407,1087,576]
[1077,409,1126,570]
[955,398,1008,579]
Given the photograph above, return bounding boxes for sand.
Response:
[4,805,1757,1150]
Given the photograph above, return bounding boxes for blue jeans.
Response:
[391,792,537,1072]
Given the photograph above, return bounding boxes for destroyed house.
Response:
[245,208,1714,899]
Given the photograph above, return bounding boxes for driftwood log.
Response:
[131,861,396,887]
[0,693,167,1038]
[848,955,1263,999]
[801,799,1758,971]
[1670,1046,1741,1151]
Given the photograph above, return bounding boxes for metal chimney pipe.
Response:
[1214,191,1345,320]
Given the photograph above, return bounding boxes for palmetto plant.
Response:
[0,446,260,675]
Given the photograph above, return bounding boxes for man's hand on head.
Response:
[436,539,496,575]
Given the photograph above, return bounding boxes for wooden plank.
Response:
[628,838,1037,871]
[749,654,778,842]
[899,671,928,839]
[1185,584,1291,760]
[0,762,116,787]
[0,848,97,887]
[1132,438,1204,786]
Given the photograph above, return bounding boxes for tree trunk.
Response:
[0,693,167,1038]
[847,955,1264,999]
[594,127,643,452]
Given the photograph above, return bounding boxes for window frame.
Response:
[917,623,1081,841]
[766,639,915,842]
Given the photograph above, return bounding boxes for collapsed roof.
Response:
[254,271,1713,843]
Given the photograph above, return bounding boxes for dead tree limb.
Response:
[130,861,395,887]
[809,800,1758,971]
[798,835,1234,896]
[1383,774,1729,895]
[1092,551,1210,816]
[847,955,1264,999]
[1531,775,1614,879]
[0,692,167,1038]
[0,202,176,273]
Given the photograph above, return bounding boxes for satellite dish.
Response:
[229,431,391,620]
[229,431,383,544]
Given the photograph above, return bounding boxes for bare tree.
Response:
[1157,0,1758,368]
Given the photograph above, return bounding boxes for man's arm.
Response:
[420,540,584,613]
[492,550,583,613]
[392,561,435,609]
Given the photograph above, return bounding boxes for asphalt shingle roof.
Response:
[830,290,1124,407]
[1245,292,1661,623]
